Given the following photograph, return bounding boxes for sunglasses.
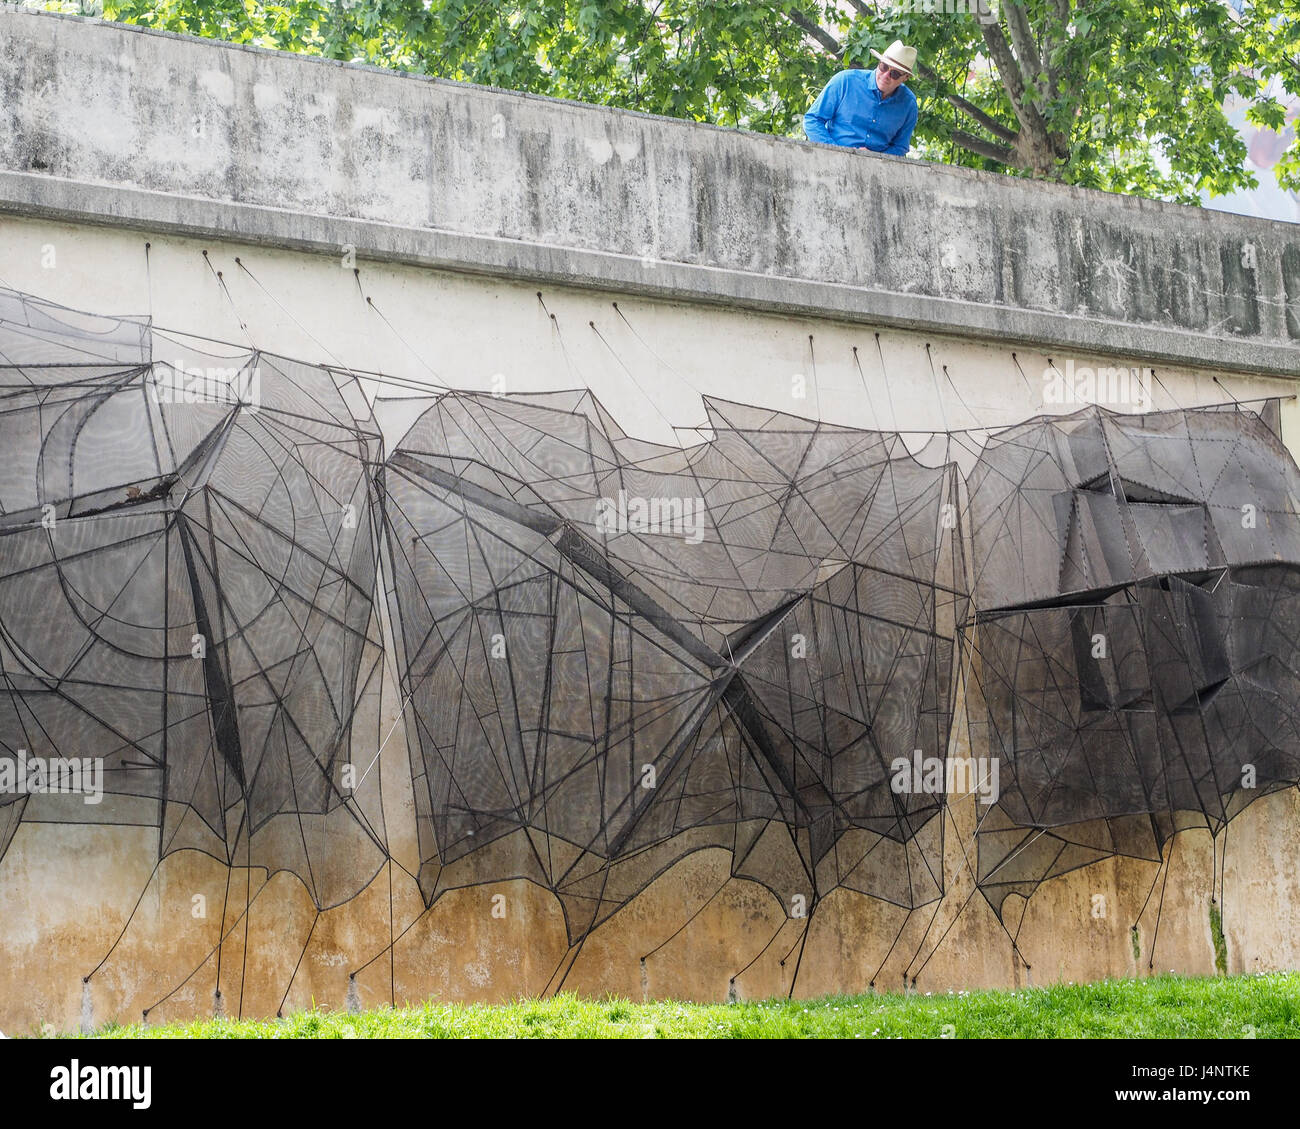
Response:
[879,63,910,80]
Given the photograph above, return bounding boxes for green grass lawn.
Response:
[78,972,1300,1039]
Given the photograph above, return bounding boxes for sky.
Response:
[1202,84,1300,223]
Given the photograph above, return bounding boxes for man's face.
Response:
[876,61,909,96]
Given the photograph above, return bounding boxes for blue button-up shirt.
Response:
[804,69,918,156]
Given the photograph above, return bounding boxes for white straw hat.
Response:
[869,40,917,75]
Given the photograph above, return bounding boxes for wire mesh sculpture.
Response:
[2,280,1300,1006]
[381,391,963,941]
[0,289,389,909]
[964,404,1300,915]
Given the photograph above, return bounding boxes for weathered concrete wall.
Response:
[0,8,1298,1032]
[2,649,1290,1031]
[1,5,1298,377]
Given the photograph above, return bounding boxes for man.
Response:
[804,40,919,156]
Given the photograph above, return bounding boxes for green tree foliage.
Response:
[91,0,1300,204]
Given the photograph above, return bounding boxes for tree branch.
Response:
[917,62,1019,144]
[785,9,842,59]
[951,129,1017,164]
[1005,0,1046,89]
[980,13,1049,138]
[1040,0,1073,102]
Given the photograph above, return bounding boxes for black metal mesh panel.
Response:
[383,391,961,941]
[965,405,1300,915]
[0,290,388,910]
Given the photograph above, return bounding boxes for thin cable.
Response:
[589,318,681,435]
[200,249,256,349]
[361,282,449,390]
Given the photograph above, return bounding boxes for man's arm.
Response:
[803,73,845,145]
[880,99,918,156]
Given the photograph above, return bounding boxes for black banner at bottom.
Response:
[1,1035,1290,1115]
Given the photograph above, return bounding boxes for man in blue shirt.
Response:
[804,40,919,156]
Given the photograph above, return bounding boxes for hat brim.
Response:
[868,48,912,75]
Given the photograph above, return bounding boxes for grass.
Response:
[1209,904,1229,976]
[69,972,1300,1039]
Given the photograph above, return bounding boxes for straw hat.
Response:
[869,40,917,76]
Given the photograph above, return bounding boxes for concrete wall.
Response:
[0,7,1298,1032]
[2,4,1299,377]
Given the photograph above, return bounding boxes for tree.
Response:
[96,0,1300,205]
